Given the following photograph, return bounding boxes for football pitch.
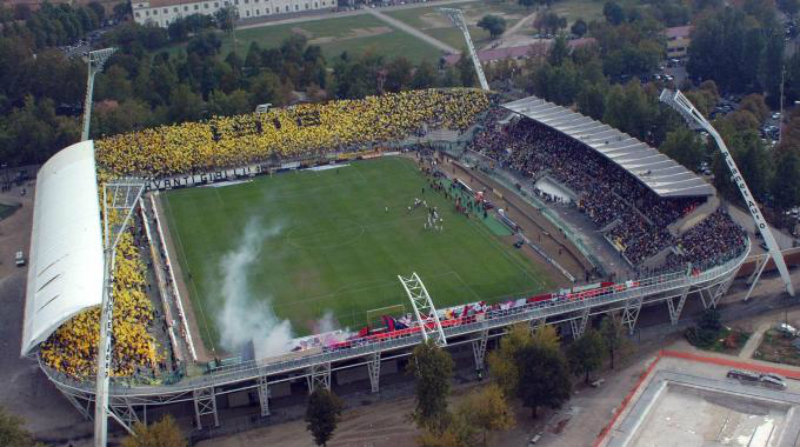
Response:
[161,157,553,350]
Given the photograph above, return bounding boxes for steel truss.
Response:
[306,362,331,393]
[439,8,489,91]
[258,375,270,417]
[621,295,644,335]
[570,307,591,339]
[367,353,381,393]
[193,387,219,430]
[471,329,489,372]
[398,273,447,347]
[44,244,747,432]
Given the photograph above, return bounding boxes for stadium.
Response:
[21,88,755,434]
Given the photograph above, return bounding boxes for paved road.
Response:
[365,8,459,54]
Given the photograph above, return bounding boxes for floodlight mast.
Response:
[94,181,145,447]
[660,89,795,297]
[81,48,117,141]
[439,8,489,91]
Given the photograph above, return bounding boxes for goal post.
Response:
[365,304,407,328]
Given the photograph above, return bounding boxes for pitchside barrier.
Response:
[365,304,407,330]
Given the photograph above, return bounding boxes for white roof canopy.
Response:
[21,140,104,356]
[502,96,714,198]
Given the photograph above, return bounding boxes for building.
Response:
[664,25,692,59]
[131,0,335,28]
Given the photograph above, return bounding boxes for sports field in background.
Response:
[162,157,553,349]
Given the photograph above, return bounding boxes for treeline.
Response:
[0,2,111,48]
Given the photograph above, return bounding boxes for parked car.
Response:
[759,374,787,390]
[776,323,798,337]
[15,250,25,267]
[727,369,759,383]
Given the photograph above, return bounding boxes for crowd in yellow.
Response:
[40,230,160,379]
[40,89,489,380]
[96,89,490,177]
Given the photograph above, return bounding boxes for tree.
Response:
[531,323,561,352]
[577,82,607,120]
[215,5,238,34]
[567,329,607,384]
[603,2,625,25]
[411,60,437,89]
[121,415,187,447]
[660,127,705,171]
[518,0,536,9]
[533,12,567,35]
[571,19,588,37]
[384,57,413,92]
[408,339,454,431]
[739,94,770,123]
[455,384,515,446]
[516,344,572,417]
[772,149,800,210]
[487,323,532,396]
[0,406,33,447]
[305,388,344,447]
[599,314,625,370]
[477,15,507,39]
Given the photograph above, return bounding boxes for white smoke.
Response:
[215,218,294,355]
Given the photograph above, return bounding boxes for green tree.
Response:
[772,149,800,210]
[567,329,607,384]
[487,323,532,396]
[409,340,454,431]
[571,19,588,37]
[516,344,572,417]
[603,2,625,25]
[577,83,607,120]
[384,57,413,93]
[477,15,507,38]
[305,388,344,447]
[411,60,437,89]
[215,5,238,34]
[456,51,478,87]
[121,415,187,447]
[661,127,705,171]
[0,406,33,447]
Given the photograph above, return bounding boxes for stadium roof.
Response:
[501,96,715,198]
[21,140,104,356]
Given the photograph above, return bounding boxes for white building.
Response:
[131,0,335,28]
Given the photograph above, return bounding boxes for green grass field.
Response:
[164,13,443,64]
[162,157,553,349]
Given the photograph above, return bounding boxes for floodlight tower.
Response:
[81,48,117,141]
[439,8,489,91]
[94,180,145,447]
[660,89,795,298]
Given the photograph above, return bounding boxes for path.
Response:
[739,321,771,359]
[502,8,538,38]
[366,8,459,54]
[237,0,474,33]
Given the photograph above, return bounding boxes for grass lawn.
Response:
[162,157,553,349]
[162,13,443,64]
[754,329,800,367]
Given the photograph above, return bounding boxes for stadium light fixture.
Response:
[81,48,117,142]
[94,179,146,447]
[438,8,489,91]
[660,89,795,298]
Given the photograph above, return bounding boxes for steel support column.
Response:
[108,397,137,435]
[666,285,691,325]
[192,387,219,430]
[307,362,331,393]
[471,329,489,372]
[744,255,769,302]
[570,308,590,339]
[258,375,270,417]
[367,353,381,393]
[621,295,644,335]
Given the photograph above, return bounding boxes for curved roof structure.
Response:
[21,140,103,356]
[502,96,714,198]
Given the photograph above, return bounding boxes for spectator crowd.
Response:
[470,112,746,269]
[96,89,490,178]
